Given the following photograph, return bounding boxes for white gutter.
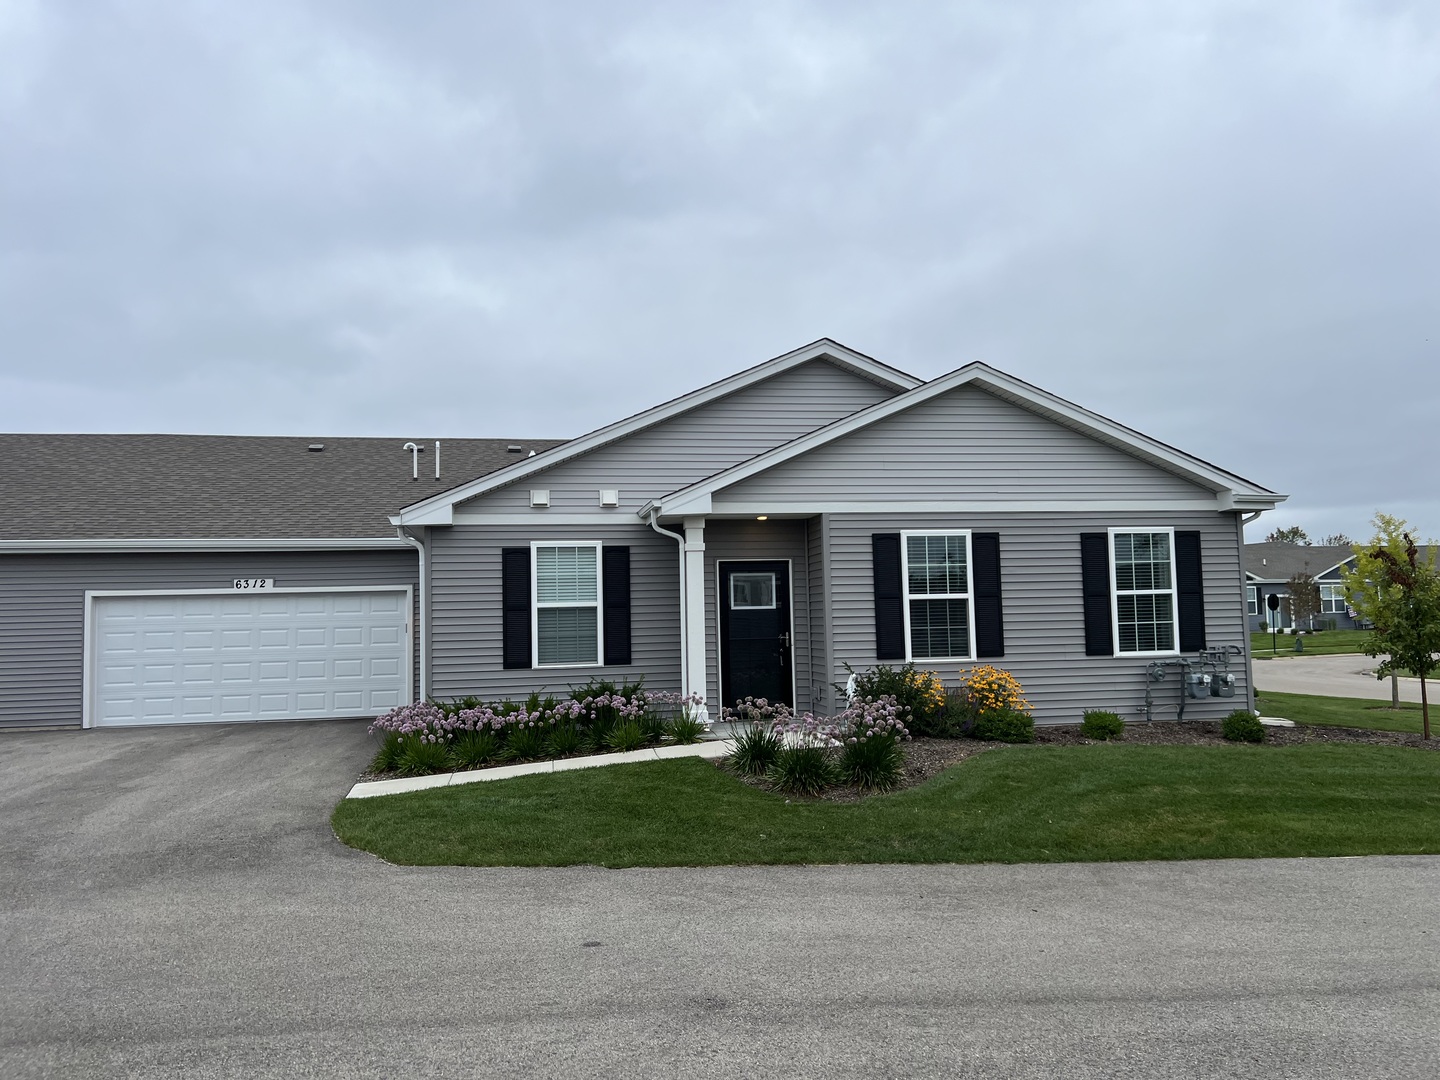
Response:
[647,507,689,698]
[396,526,428,701]
[0,537,410,553]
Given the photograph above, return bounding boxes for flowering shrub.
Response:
[842,663,947,734]
[366,685,707,775]
[958,665,1031,715]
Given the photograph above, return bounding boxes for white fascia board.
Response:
[0,537,412,553]
[453,512,650,526]
[704,498,1227,517]
[654,363,1284,515]
[392,339,922,525]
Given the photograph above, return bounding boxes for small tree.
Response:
[1342,516,1440,739]
[1266,526,1311,545]
[1287,572,1321,631]
[1320,532,1353,547]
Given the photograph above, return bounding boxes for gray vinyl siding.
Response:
[717,384,1215,506]
[825,510,1249,725]
[428,524,682,702]
[455,359,897,516]
[703,519,813,713]
[0,550,419,731]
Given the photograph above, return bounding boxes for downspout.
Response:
[397,525,427,702]
[648,508,688,697]
[1239,510,1263,715]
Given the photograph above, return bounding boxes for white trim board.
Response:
[653,362,1286,518]
[393,339,923,527]
[81,584,415,730]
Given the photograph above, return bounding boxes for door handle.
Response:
[779,632,791,648]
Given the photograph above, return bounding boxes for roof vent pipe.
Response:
[434,440,440,480]
[403,442,420,480]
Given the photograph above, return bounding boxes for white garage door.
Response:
[90,589,410,727]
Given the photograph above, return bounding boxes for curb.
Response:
[346,739,736,800]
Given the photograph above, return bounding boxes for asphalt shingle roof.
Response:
[1244,542,1357,581]
[0,434,567,541]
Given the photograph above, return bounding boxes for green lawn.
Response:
[331,744,1440,868]
[1256,689,1429,733]
[1251,629,1374,656]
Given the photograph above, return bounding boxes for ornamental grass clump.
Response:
[836,695,911,791]
[1081,710,1126,741]
[396,736,453,776]
[450,730,501,770]
[726,723,783,776]
[769,744,837,796]
[604,720,649,753]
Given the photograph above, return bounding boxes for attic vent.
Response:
[506,444,523,453]
[307,443,324,452]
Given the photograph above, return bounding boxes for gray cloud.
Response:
[2,0,1436,540]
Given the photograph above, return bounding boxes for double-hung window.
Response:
[532,543,601,666]
[901,531,974,661]
[1319,583,1347,614]
[1110,529,1178,654]
[1246,585,1258,616]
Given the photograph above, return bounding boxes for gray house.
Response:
[0,340,1284,731]
[1243,542,1365,632]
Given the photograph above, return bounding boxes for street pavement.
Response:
[1253,651,1432,703]
[2,721,1438,1078]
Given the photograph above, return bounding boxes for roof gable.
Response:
[653,363,1284,516]
[394,339,921,526]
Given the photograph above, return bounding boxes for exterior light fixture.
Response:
[756,515,768,521]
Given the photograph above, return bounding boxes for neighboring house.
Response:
[1243,543,1359,632]
[0,339,1284,732]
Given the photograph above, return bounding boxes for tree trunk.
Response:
[1392,672,1401,708]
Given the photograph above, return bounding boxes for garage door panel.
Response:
[92,590,409,727]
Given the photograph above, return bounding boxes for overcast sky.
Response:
[2,0,1435,542]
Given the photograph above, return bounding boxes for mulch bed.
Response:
[721,721,1439,804]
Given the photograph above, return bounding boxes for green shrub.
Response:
[842,662,945,733]
[1081,710,1125,741]
[396,736,453,776]
[544,723,585,759]
[1222,710,1267,743]
[838,734,905,791]
[971,707,1035,743]
[664,715,707,745]
[450,730,501,770]
[371,731,406,773]
[768,744,837,796]
[504,725,548,762]
[604,720,649,753]
[727,725,783,776]
[638,712,669,747]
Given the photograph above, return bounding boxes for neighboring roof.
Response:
[392,338,923,526]
[649,362,1286,517]
[1243,543,1356,581]
[0,434,566,546]
[1245,542,1436,582]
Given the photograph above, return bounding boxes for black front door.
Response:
[718,561,793,709]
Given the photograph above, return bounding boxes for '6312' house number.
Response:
[232,578,275,590]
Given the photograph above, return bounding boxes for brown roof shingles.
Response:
[0,434,566,541]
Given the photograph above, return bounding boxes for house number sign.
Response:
[233,578,275,590]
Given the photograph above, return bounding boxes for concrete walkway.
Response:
[1253,652,1433,703]
[347,739,735,799]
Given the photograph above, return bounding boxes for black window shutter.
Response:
[972,532,1005,658]
[501,547,532,669]
[1080,533,1114,656]
[1175,531,1206,651]
[602,545,632,666]
[872,533,905,660]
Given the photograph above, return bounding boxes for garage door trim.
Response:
[82,585,414,729]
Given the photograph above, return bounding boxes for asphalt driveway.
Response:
[2,722,1438,1078]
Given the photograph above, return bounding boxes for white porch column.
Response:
[682,516,710,722]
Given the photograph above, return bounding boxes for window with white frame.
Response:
[533,543,601,666]
[902,532,973,660]
[1320,583,1347,614]
[1111,530,1178,654]
[1247,585,1258,616]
